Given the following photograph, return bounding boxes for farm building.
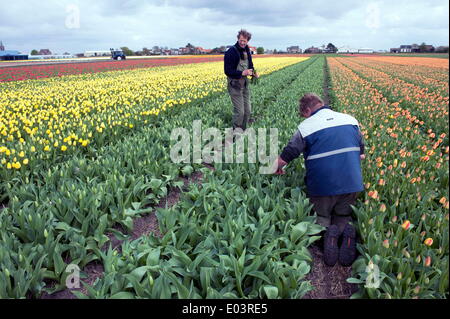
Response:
[391,44,436,53]
[0,50,28,60]
[399,45,415,53]
[304,46,322,54]
[287,46,302,54]
[337,46,358,54]
[28,54,75,59]
[358,48,374,54]
[0,41,28,60]
[248,46,257,54]
[84,50,111,57]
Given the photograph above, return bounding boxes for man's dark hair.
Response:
[299,93,324,114]
[237,29,252,41]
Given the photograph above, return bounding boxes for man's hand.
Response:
[242,69,253,76]
[271,156,288,175]
[360,154,366,160]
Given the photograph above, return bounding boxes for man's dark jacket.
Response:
[224,42,254,79]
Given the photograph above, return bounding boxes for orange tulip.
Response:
[402,220,411,230]
[368,190,378,199]
[424,238,433,246]
[425,256,431,267]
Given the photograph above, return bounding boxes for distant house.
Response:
[422,45,435,52]
[392,44,436,53]
[435,46,449,53]
[304,46,322,54]
[400,45,412,53]
[38,49,53,55]
[211,46,227,54]
[248,46,257,54]
[287,46,302,54]
[195,47,212,54]
[322,48,335,54]
[179,47,190,54]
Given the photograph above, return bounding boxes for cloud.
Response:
[0,0,448,54]
[153,0,362,27]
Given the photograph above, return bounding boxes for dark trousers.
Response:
[308,192,359,235]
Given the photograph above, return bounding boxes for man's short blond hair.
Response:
[299,93,324,114]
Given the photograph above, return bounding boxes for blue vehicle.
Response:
[110,48,126,60]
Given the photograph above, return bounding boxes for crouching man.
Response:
[273,93,365,267]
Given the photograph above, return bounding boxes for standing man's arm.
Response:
[273,130,306,174]
[224,49,244,79]
[248,49,254,70]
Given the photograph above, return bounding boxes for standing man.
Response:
[273,93,365,267]
[224,29,258,131]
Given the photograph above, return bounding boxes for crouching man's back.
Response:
[274,93,365,267]
[298,106,364,197]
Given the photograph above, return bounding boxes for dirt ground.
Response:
[303,245,358,299]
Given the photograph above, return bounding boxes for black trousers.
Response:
[308,192,359,235]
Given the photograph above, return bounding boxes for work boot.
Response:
[338,223,357,267]
[323,225,339,266]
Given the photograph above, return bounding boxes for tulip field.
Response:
[0,54,448,299]
[0,56,225,82]
[328,56,448,298]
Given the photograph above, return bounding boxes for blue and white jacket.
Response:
[280,106,364,197]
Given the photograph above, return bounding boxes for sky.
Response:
[0,0,448,54]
